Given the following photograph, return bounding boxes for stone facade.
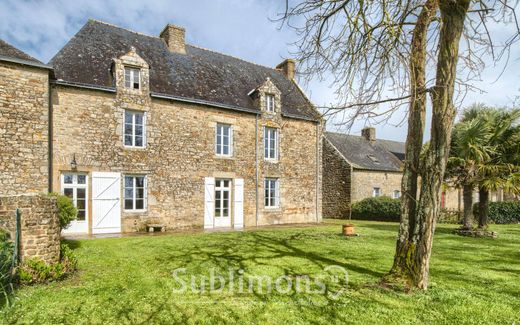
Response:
[351,170,402,202]
[322,140,351,218]
[51,53,321,233]
[0,61,49,195]
[0,194,61,264]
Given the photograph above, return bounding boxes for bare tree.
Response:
[279,0,519,289]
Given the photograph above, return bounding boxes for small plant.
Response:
[47,193,77,229]
[351,196,401,222]
[18,243,77,285]
[0,229,15,305]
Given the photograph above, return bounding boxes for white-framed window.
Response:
[265,178,280,208]
[124,175,147,211]
[266,94,275,112]
[215,123,233,156]
[373,187,381,197]
[215,179,231,218]
[264,127,278,160]
[124,67,140,90]
[61,173,88,221]
[393,190,401,199]
[124,110,145,148]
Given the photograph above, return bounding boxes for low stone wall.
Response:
[0,194,60,264]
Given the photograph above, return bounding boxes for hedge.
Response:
[351,196,401,222]
[473,201,520,224]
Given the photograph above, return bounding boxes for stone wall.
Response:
[0,195,60,264]
[322,140,351,218]
[0,62,49,195]
[51,83,321,232]
[351,170,402,202]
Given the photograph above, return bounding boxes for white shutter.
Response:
[92,172,121,234]
[204,177,215,229]
[275,179,280,207]
[234,178,244,229]
[230,126,234,157]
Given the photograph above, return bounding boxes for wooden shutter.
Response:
[234,178,244,229]
[204,177,215,229]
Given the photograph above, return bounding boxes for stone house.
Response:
[0,20,323,234]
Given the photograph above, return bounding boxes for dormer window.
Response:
[266,94,275,112]
[124,67,140,90]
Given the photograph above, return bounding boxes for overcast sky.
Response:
[1,0,519,142]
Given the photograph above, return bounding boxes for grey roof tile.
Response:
[0,39,42,64]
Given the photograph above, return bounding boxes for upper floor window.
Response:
[265,178,280,208]
[124,175,147,211]
[266,94,275,112]
[264,127,278,160]
[373,187,381,197]
[215,123,233,156]
[124,67,140,90]
[124,110,145,148]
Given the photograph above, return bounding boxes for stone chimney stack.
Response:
[160,24,186,54]
[276,59,296,80]
[362,127,376,142]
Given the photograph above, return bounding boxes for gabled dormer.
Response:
[249,77,282,117]
[113,46,150,99]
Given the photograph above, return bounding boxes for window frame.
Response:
[61,173,88,222]
[264,127,279,161]
[124,66,141,90]
[393,190,401,199]
[124,110,146,148]
[124,175,147,212]
[266,94,275,113]
[215,123,233,157]
[264,178,280,209]
[214,179,232,218]
[372,187,381,198]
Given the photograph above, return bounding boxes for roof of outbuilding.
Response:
[49,20,320,121]
[325,131,404,172]
[0,39,44,64]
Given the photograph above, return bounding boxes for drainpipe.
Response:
[255,114,259,227]
[48,79,53,193]
[315,122,320,223]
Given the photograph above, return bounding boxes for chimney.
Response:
[362,127,376,142]
[160,23,186,54]
[276,59,296,80]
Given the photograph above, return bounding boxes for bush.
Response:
[18,243,77,285]
[351,196,401,222]
[473,201,520,224]
[47,193,77,229]
[0,230,15,303]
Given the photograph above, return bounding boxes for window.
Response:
[61,173,87,221]
[215,123,232,156]
[265,178,280,208]
[215,179,231,218]
[264,127,278,160]
[393,190,401,199]
[266,94,275,112]
[373,187,381,197]
[124,67,140,89]
[124,110,145,148]
[124,175,147,211]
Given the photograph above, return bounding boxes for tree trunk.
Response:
[478,186,490,228]
[390,0,470,290]
[462,184,473,229]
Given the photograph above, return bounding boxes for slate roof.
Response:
[378,139,406,161]
[0,39,44,64]
[325,131,404,172]
[49,20,320,121]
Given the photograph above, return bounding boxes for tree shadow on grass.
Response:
[62,239,81,250]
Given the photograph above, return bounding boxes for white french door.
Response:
[214,179,232,228]
[61,173,88,234]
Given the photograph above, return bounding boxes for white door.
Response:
[61,173,88,234]
[214,179,232,228]
[92,172,122,234]
[234,179,244,229]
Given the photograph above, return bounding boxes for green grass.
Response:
[2,220,520,324]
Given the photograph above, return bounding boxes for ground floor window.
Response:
[265,178,280,208]
[372,187,381,197]
[61,173,87,221]
[215,179,231,218]
[393,190,401,199]
[124,175,147,211]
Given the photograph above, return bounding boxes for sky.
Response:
[1,0,519,142]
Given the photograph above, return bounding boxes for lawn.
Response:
[1,220,520,324]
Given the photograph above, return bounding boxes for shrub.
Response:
[0,230,15,303]
[351,196,401,222]
[47,193,77,229]
[18,243,77,285]
[473,201,520,224]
